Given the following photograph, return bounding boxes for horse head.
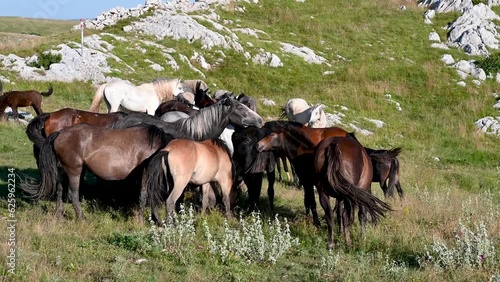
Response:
[308,104,326,127]
[176,92,196,107]
[224,98,263,128]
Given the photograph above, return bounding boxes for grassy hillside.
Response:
[0,0,499,281]
[0,17,79,55]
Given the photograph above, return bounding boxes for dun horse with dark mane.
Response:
[0,81,53,120]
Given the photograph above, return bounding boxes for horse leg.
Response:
[318,189,334,249]
[276,155,283,182]
[244,173,262,213]
[165,179,189,216]
[304,184,320,227]
[33,104,43,116]
[267,169,276,215]
[66,167,85,220]
[201,183,216,213]
[218,177,233,218]
[334,200,343,235]
[55,169,68,219]
[11,106,19,120]
[342,200,353,247]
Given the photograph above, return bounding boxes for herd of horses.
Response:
[1,77,404,249]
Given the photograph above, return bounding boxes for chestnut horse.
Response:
[25,108,128,161]
[314,135,391,248]
[258,121,350,226]
[21,124,173,220]
[0,82,53,120]
[143,138,235,223]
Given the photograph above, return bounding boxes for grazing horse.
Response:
[257,121,350,226]
[314,135,391,248]
[282,98,327,128]
[21,124,173,220]
[89,78,184,115]
[154,100,197,117]
[366,147,404,200]
[0,81,53,120]
[144,139,235,223]
[109,97,264,141]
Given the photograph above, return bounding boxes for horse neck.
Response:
[153,81,173,101]
[177,103,232,140]
[283,127,316,159]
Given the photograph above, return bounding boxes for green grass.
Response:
[0,0,499,281]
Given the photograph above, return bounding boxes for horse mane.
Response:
[286,123,316,148]
[173,100,232,140]
[145,124,173,149]
[152,77,180,100]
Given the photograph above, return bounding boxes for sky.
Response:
[0,0,149,20]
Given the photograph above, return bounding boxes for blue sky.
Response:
[0,0,149,20]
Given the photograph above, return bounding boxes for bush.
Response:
[475,53,500,75]
[27,51,62,70]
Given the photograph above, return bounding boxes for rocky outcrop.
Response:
[447,4,500,56]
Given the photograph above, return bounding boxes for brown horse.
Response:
[0,82,53,120]
[21,124,173,220]
[25,108,128,162]
[366,147,404,200]
[314,135,391,248]
[259,121,350,226]
[154,100,197,117]
[143,138,235,224]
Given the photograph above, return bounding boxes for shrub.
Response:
[204,212,299,264]
[27,51,62,70]
[419,220,496,270]
[476,53,500,75]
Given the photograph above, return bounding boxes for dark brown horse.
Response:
[21,124,173,220]
[154,100,197,117]
[0,82,53,120]
[25,108,128,161]
[314,135,391,248]
[144,138,236,223]
[257,121,350,226]
[366,147,404,200]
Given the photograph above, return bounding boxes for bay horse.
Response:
[282,98,327,128]
[154,100,197,117]
[314,135,391,248]
[144,138,235,223]
[257,121,350,226]
[25,108,128,163]
[0,81,53,120]
[366,147,404,200]
[109,97,264,141]
[21,124,173,220]
[89,78,184,115]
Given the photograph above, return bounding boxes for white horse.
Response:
[89,78,185,115]
[283,98,327,128]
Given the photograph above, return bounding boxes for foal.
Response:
[143,139,236,224]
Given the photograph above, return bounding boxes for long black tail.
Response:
[26,113,50,149]
[146,151,170,212]
[325,143,391,225]
[41,85,53,97]
[21,132,60,200]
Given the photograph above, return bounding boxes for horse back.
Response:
[1,90,42,107]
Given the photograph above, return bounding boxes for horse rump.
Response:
[323,139,392,225]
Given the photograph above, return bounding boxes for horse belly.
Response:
[121,95,158,113]
[86,150,138,180]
